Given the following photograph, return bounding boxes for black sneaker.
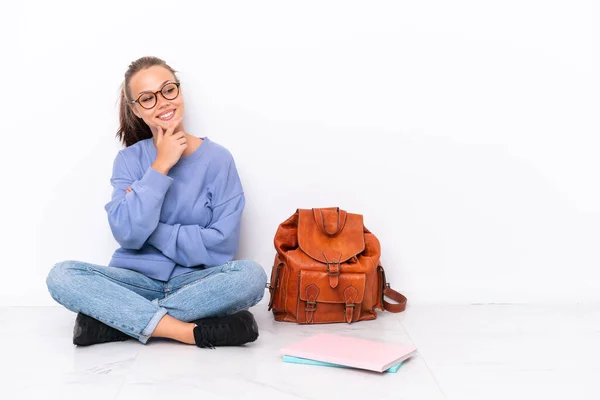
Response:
[73,313,131,346]
[192,310,259,349]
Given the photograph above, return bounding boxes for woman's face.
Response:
[128,65,185,134]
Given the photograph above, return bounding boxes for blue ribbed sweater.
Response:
[104,137,245,281]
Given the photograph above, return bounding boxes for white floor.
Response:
[2,301,599,400]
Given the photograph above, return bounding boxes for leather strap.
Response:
[378,264,407,313]
[383,286,407,312]
[305,284,319,324]
[313,208,347,237]
[323,251,341,289]
[343,286,358,323]
[267,262,283,311]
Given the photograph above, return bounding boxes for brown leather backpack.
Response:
[267,207,407,324]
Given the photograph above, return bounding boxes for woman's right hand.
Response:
[152,118,187,174]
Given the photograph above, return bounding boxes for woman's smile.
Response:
[157,109,176,121]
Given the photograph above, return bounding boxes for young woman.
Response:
[46,56,267,348]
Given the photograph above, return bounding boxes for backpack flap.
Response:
[297,208,365,288]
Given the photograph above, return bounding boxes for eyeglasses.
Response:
[129,82,180,110]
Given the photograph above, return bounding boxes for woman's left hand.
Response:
[126,186,131,194]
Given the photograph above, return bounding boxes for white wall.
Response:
[2,0,598,306]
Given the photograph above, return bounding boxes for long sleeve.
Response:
[147,159,245,267]
[105,152,173,250]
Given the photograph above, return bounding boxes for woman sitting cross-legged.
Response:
[46,56,267,348]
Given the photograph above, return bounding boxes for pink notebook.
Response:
[280,333,417,373]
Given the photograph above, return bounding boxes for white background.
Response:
[1,0,598,306]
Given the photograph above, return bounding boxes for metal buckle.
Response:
[305,300,317,312]
[326,261,340,276]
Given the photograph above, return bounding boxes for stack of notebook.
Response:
[280,333,417,373]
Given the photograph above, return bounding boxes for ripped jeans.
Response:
[46,259,267,343]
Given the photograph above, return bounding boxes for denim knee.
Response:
[46,260,83,299]
[230,260,267,303]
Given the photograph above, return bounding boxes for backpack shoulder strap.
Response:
[383,285,407,312]
[378,265,407,312]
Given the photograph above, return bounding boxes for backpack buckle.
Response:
[305,300,317,311]
[326,261,340,276]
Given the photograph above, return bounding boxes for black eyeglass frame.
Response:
[129,81,181,110]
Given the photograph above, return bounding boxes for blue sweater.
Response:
[104,137,245,281]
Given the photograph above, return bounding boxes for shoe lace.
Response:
[196,323,234,349]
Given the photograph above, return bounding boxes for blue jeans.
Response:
[46,260,267,344]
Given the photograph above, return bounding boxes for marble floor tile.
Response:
[399,304,600,400]
[5,303,598,399]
